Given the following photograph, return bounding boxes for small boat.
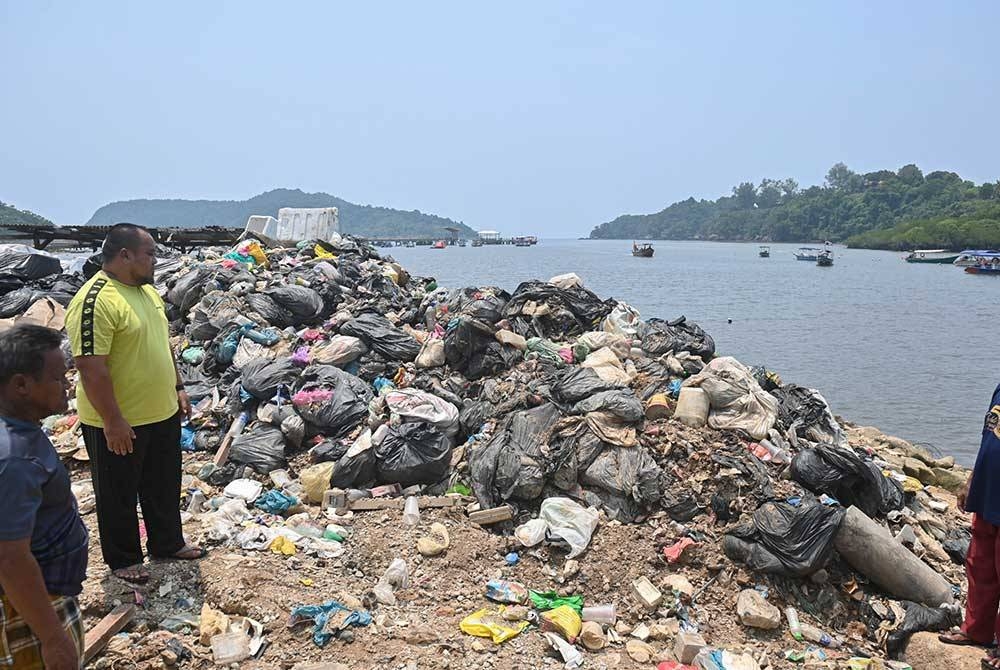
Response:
[632,242,654,257]
[965,266,1000,275]
[954,250,1000,266]
[758,245,770,258]
[404,241,417,248]
[431,240,446,249]
[816,250,833,266]
[514,236,532,247]
[471,239,484,247]
[904,249,960,264]
[794,247,823,261]
[457,239,467,247]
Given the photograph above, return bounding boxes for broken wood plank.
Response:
[83,604,135,664]
[347,496,462,512]
[468,505,514,525]
[213,412,248,468]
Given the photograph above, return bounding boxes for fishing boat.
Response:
[758,245,770,258]
[794,247,823,261]
[471,239,484,248]
[954,250,1000,266]
[431,240,446,249]
[632,242,654,257]
[816,249,833,266]
[514,236,532,247]
[904,249,960,264]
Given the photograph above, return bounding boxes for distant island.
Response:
[85,188,477,238]
[0,201,55,228]
[589,163,1000,251]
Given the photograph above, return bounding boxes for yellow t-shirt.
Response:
[66,271,178,428]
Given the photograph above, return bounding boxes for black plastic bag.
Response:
[723,500,845,577]
[292,365,372,439]
[240,358,300,400]
[772,385,843,444]
[246,293,295,329]
[790,444,904,518]
[469,403,562,508]
[662,489,704,522]
[444,317,518,381]
[266,285,324,323]
[374,421,453,486]
[0,287,44,318]
[0,246,61,281]
[639,316,715,361]
[341,312,421,362]
[579,445,662,521]
[167,266,212,314]
[229,424,286,474]
[447,287,511,324]
[552,367,619,404]
[942,527,971,565]
[572,389,644,422]
[885,602,962,657]
[502,281,615,339]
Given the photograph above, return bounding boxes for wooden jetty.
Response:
[0,223,242,253]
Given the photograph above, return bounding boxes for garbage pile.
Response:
[26,236,974,669]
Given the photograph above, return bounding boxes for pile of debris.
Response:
[7,237,974,669]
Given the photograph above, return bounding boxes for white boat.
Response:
[903,249,959,264]
[954,250,1000,267]
[794,247,823,261]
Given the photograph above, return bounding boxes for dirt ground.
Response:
[70,419,976,670]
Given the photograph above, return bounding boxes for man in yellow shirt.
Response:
[66,224,203,584]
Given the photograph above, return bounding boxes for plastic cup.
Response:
[581,604,616,624]
[402,496,420,526]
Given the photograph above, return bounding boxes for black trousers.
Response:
[83,413,185,571]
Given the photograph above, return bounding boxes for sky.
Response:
[2,1,999,237]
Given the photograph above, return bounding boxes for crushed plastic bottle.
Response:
[785,607,802,641]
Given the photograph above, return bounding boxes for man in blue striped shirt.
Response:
[0,325,88,669]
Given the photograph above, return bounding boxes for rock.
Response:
[416,522,450,557]
[662,574,694,598]
[404,625,439,645]
[632,576,663,610]
[649,619,680,640]
[736,589,781,630]
[929,499,949,513]
[563,559,580,579]
[501,606,529,622]
[904,631,985,670]
[580,621,606,651]
[673,631,706,665]
[625,639,656,663]
[810,569,829,585]
[934,456,956,469]
[471,641,487,653]
[932,467,967,493]
[630,623,651,641]
[904,457,935,485]
[896,524,918,548]
[614,621,632,636]
[292,664,351,670]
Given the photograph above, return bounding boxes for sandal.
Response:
[112,564,149,585]
[169,544,207,561]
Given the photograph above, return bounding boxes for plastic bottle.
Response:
[785,607,802,641]
[581,604,617,625]
[799,623,842,648]
[402,496,420,526]
[187,490,206,514]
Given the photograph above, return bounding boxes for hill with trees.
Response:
[86,188,476,238]
[0,201,55,228]
[589,163,1000,249]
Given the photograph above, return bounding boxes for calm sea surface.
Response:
[387,239,997,466]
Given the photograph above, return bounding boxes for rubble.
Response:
[7,234,977,669]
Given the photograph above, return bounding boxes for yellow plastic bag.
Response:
[246,241,269,267]
[459,608,528,644]
[299,461,336,504]
[269,536,297,556]
[314,244,335,260]
[540,604,582,642]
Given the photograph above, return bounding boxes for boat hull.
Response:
[632,249,654,257]
[905,255,959,264]
[965,266,1000,275]
[795,254,818,261]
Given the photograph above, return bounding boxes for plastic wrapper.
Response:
[459,608,529,644]
[313,335,368,366]
[300,461,337,504]
[540,604,583,642]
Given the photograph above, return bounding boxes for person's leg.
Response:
[963,515,1000,644]
[83,423,147,572]
[137,413,187,558]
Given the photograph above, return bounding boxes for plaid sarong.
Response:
[0,595,83,669]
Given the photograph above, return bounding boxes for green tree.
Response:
[732,182,757,209]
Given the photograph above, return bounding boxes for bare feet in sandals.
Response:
[939,631,994,647]
[169,543,206,560]
[112,564,149,584]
